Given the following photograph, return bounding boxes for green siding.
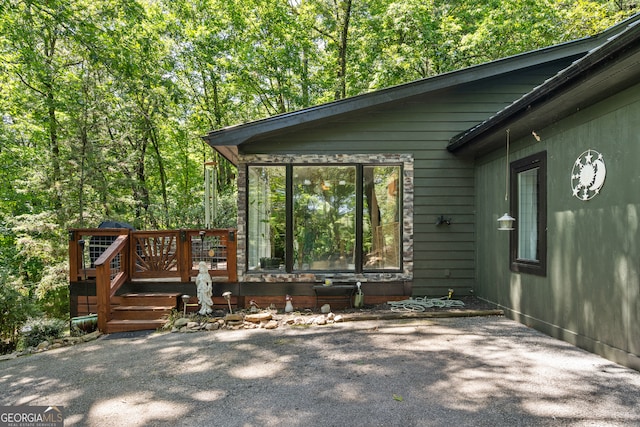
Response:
[242,61,575,297]
[475,82,640,367]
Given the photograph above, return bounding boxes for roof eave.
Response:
[203,32,610,151]
[447,17,640,156]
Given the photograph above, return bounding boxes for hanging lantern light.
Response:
[497,213,515,231]
[499,129,516,231]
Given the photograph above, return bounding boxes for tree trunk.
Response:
[334,0,352,100]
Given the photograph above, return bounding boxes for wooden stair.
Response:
[106,292,181,333]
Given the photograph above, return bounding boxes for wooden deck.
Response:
[69,228,237,333]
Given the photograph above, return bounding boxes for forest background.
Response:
[0,0,637,345]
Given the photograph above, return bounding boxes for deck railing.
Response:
[69,228,237,283]
[69,228,237,330]
[94,234,129,331]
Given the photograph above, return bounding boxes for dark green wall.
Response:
[241,61,572,297]
[475,82,640,369]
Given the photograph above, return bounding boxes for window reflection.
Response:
[293,166,356,271]
[247,163,402,273]
[364,166,401,270]
[247,166,286,271]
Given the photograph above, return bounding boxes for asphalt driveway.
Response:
[1,316,639,426]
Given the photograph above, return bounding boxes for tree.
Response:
[0,0,637,331]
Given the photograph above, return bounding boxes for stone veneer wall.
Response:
[236,153,413,284]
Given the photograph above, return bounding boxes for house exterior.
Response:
[204,15,640,369]
[447,17,640,370]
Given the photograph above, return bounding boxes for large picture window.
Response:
[510,151,547,276]
[247,164,402,273]
[293,166,357,270]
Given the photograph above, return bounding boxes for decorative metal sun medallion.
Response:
[571,149,606,201]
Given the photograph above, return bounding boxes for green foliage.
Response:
[0,277,37,353]
[36,263,70,320]
[0,0,637,320]
[20,317,67,349]
[212,186,239,229]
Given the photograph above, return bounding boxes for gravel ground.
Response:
[1,315,639,427]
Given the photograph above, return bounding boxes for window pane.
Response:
[293,166,356,271]
[248,166,286,270]
[363,166,401,270]
[518,168,538,261]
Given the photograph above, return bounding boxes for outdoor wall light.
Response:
[497,213,515,231]
[435,215,451,226]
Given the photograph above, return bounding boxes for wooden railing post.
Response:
[68,230,80,282]
[227,229,237,282]
[179,230,191,283]
[95,262,110,332]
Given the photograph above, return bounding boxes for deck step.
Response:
[106,319,168,333]
[118,292,182,306]
[105,292,181,332]
[111,305,174,320]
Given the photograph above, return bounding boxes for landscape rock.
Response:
[0,353,17,361]
[174,318,189,328]
[224,313,244,325]
[63,336,83,345]
[244,312,273,323]
[82,331,102,342]
[204,322,219,331]
[264,320,279,329]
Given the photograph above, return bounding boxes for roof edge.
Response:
[447,14,640,154]
[203,23,623,149]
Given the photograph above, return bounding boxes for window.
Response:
[363,166,401,270]
[510,151,547,276]
[247,166,286,271]
[293,165,356,270]
[247,164,402,273]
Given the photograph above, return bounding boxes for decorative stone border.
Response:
[168,310,345,332]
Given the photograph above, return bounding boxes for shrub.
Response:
[20,317,66,349]
[0,277,36,354]
[34,263,70,320]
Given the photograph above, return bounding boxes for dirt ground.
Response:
[3,315,639,427]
